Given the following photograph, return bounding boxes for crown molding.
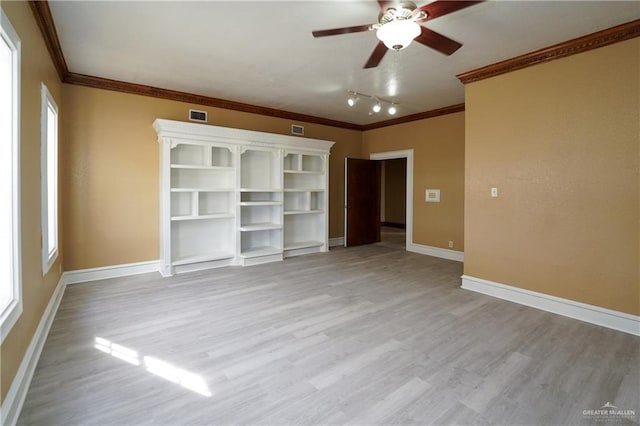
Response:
[64,72,363,131]
[457,19,640,84]
[362,103,465,131]
[27,0,462,132]
[28,1,68,81]
[37,1,637,131]
[27,1,361,131]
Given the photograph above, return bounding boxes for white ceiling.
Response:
[49,1,640,125]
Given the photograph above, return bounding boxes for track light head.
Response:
[372,99,382,113]
[388,104,397,115]
[347,92,358,107]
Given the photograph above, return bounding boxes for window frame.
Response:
[0,9,23,343]
[40,82,59,275]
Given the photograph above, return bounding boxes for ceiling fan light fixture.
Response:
[376,19,421,51]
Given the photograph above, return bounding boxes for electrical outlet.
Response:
[448,241,454,248]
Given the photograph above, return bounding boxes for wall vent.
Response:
[291,124,304,136]
[189,109,207,123]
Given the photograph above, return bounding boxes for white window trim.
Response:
[0,9,23,343]
[40,83,59,275]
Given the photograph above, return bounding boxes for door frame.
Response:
[370,150,413,251]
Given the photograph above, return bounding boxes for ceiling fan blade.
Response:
[312,24,372,37]
[414,26,462,56]
[364,41,388,69]
[419,1,483,20]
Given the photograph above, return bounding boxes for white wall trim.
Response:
[408,243,464,262]
[40,82,59,276]
[0,8,23,346]
[370,150,413,251]
[329,237,345,248]
[63,260,160,285]
[461,275,640,336]
[0,275,66,426]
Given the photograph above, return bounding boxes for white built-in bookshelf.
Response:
[282,153,327,253]
[154,119,333,276]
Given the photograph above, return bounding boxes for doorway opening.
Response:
[379,158,407,250]
[370,150,413,252]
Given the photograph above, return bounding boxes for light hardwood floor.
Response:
[377,226,406,250]
[18,245,639,425]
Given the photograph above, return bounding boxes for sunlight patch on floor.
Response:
[95,336,140,366]
[94,337,212,397]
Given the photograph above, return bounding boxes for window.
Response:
[0,10,22,342]
[41,83,59,274]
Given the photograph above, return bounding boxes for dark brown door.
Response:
[345,158,381,247]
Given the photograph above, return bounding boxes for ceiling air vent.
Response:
[291,124,304,136]
[189,109,207,123]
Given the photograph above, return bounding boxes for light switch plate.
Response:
[425,189,440,202]
[491,187,498,197]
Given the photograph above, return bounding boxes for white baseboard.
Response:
[0,275,66,426]
[408,243,464,262]
[329,237,344,248]
[461,275,640,336]
[63,260,160,285]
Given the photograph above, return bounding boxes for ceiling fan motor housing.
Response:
[379,4,416,25]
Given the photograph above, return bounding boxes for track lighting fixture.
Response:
[346,91,398,116]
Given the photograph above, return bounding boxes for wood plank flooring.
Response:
[18,245,639,425]
[378,226,406,250]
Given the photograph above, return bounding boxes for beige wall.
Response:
[383,158,407,225]
[363,112,465,250]
[464,39,639,315]
[0,1,64,403]
[63,88,466,269]
[62,85,362,270]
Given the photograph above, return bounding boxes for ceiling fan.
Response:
[312,1,483,68]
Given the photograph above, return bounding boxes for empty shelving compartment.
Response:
[241,149,281,190]
[171,144,233,168]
